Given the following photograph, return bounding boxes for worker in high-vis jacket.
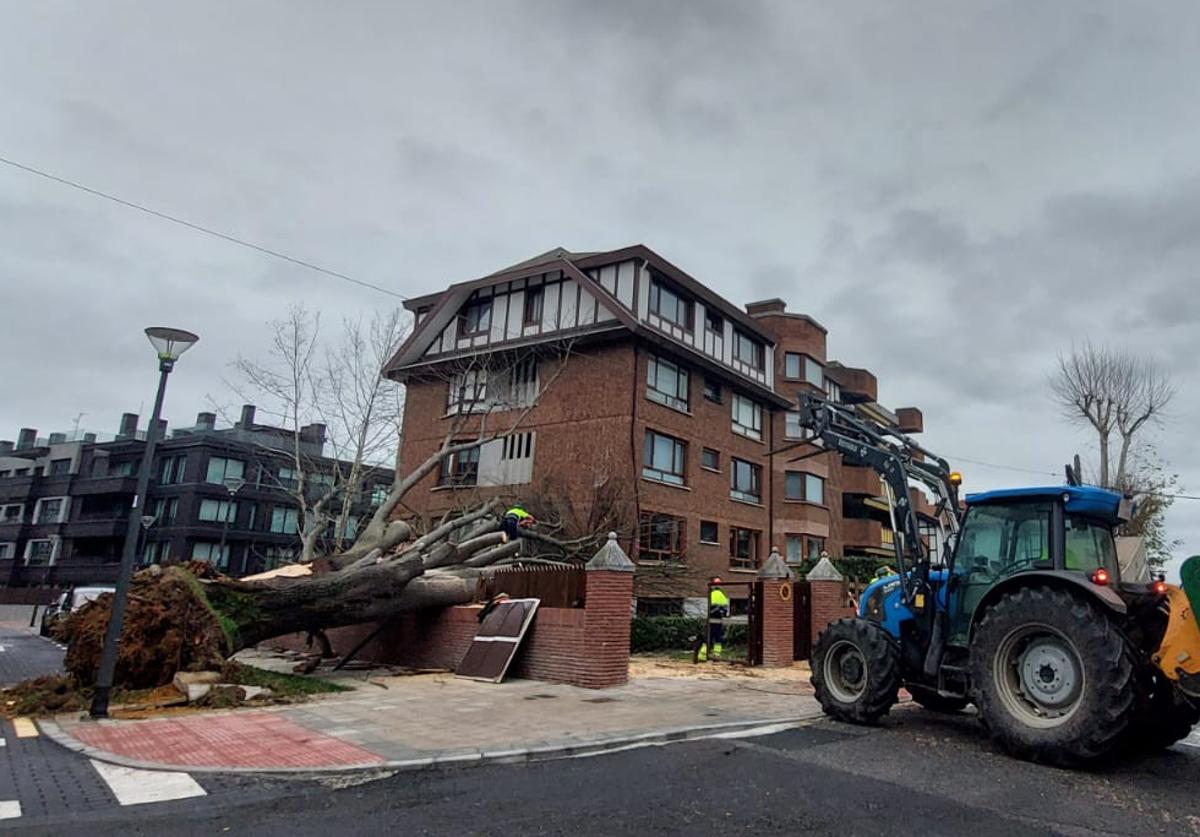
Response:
[499,505,536,544]
[698,578,730,662]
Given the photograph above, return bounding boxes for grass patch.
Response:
[220,661,351,697]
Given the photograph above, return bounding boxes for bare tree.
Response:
[1049,341,1176,488]
[228,304,408,563]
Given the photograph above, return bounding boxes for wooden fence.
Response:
[476,564,587,609]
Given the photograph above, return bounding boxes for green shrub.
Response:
[630,616,749,652]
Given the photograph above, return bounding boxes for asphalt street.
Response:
[0,623,1197,835]
[0,622,65,688]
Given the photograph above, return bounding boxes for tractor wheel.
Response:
[907,685,970,714]
[1126,671,1200,752]
[969,586,1134,766]
[811,618,900,724]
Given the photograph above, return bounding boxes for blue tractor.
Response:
[801,395,1200,765]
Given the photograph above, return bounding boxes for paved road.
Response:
[1,706,1194,835]
[0,624,65,687]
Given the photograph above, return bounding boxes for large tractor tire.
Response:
[907,685,970,714]
[811,618,900,724]
[969,586,1134,766]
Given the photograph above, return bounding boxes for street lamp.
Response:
[90,327,198,719]
[217,476,245,575]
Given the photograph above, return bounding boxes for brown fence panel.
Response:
[476,565,587,608]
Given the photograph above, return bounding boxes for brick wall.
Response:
[758,580,794,667]
[810,578,856,641]
[263,567,633,689]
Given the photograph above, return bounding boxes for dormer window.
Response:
[459,300,492,337]
[649,278,693,330]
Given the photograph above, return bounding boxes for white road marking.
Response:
[0,800,20,820]
[89,761,207,806]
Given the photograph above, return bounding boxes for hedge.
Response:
[630,616,747,652]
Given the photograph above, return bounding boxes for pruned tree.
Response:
[226,304,408,563]
[1049,341,1176,487]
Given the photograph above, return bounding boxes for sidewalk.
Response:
[40,663,821,774]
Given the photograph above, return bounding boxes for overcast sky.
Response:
[1,1,1197,578]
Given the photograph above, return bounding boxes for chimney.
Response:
[117,413,139,440]
[744,298,787,316]
[48,432,66,445]
[299,422,327,447]
[155,418,168,439]
[82,433,96,444]
[195,412,216,431]
[238,404,256,429]
[0,441,13,455]
[16,428,37,450]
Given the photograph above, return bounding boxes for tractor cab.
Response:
[947,485,1128,645]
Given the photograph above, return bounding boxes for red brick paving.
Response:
[73,711,384,769]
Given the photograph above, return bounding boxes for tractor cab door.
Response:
[948,501,1052,644]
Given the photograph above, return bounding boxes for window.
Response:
[705,309,723,333]
[111,459,139,477]
[920,521,942,565]
[523,287,544,326]
[151,497,178,526]
[459,299,492,336]
[785,411,812,440]
[701,448,720,471]
[729,527,760,570]
[489,359,539,409]
[48,458,71,475]
[703,378,722,403]
[786,534,825,563]
[269,507,300,535]
[0,504,23,523]
[34,497,65,524]
[502,432,534,460]
[642,430,687,486]
[731,394,762,440]
[699,520,719,544]
[1064,515,1118,574]
[733,330,764,370]
[447,369,488,413]
[649,279,692,329]
[191,541,230,569]
[805,356,824,387]
[646,355,689,411]
[730,458,762,504]
[25,539,55,566]
[206,457,245,485]
[263,545,297,570]
[784,352,802,379]
[954,503,1051,580]
[199,499,237,523]
[143,540,170,565]
[370,485,390,507]
[638,512,686,562]
[277,467,298,490]
[826,379,842,403]
[0,542,14,560]
[784,472,824,504]
[438,447,480,487]
[159,455,187,485]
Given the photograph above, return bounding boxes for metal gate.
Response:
[700,580,760,665]
[792,581,812,661]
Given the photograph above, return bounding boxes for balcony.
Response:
[896,407,923,434]
[0,477,34,502]
[840,464,884,497]
[63,518,127,538]
[824,364,877,404]
[0,559,121,588]
[71,476,137,496]
[842,518,889,554]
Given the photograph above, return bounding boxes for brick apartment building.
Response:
[0,407,392,588]
[386,245,938,610]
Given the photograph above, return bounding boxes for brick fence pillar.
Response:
[756,547,794,667]
[806,556,853,642]
[580,532,635,689]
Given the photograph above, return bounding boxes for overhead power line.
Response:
[945,453,1199,500]
[0,154,406,301]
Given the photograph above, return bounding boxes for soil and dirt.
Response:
[62,562,230,689]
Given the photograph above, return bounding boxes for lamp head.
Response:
[144,327,199,367]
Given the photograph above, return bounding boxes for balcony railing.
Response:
[0,559,121,588]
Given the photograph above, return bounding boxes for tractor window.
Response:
[1064,516,1118,575]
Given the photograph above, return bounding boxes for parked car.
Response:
[39,585,115,637]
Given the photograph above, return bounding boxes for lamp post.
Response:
[90,327,198,718]
[217,476,245,575]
